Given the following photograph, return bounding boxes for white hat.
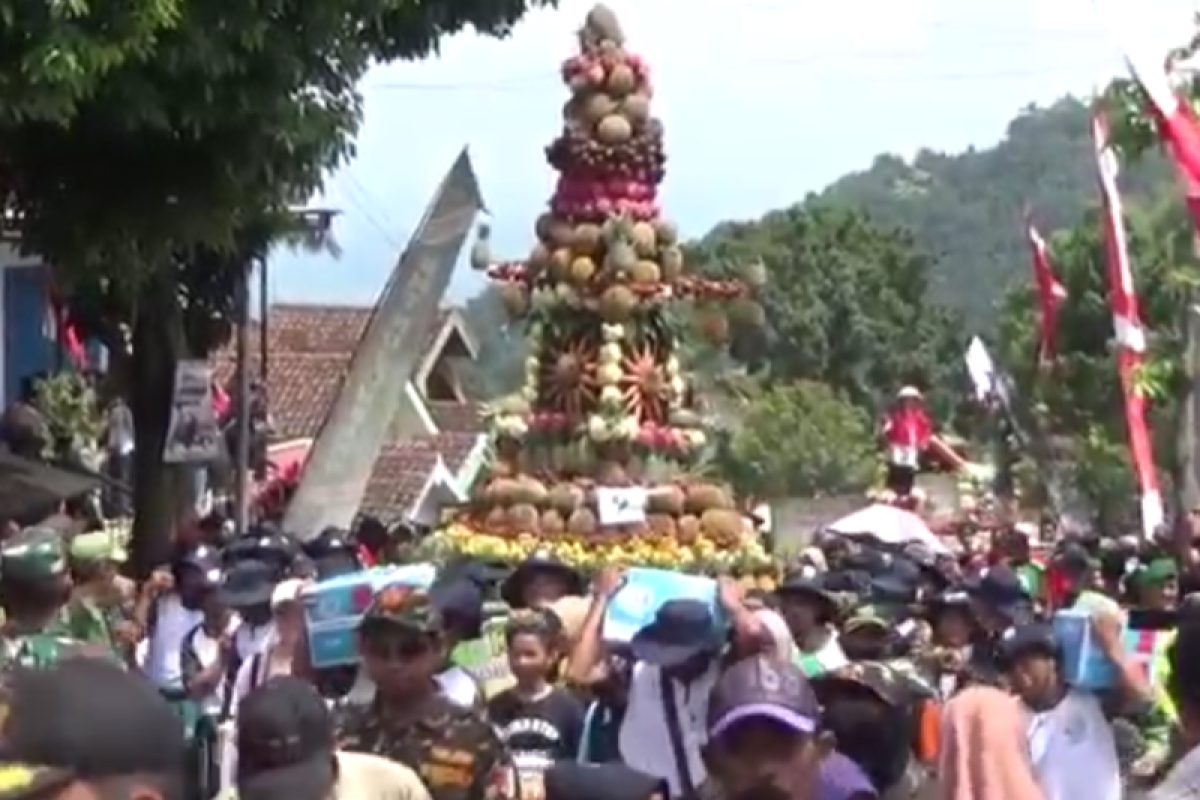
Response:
[897,386,923,399]
[271,578,305,608]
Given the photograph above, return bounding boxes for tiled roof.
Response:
[213,303,485,519]
[359,432,482,520]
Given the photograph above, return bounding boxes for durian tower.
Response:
[432,5,771,576]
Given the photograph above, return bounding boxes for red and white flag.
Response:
[1093,110,1164,538]
[43,288,86,369]
[1025,215,1068,365]
[1093,0,1200,228]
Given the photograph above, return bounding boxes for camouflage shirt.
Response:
[0,629,94,670]
[335,692,513,800]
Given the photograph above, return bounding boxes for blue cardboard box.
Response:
[302,563,437,669]
[603,568,724,643]
[1053,609,1162,690]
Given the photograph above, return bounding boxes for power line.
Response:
[340,172,404,250]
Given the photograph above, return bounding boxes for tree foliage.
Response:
[687,203,966,422]
[816,97,1170,326]
[995,199,1195,527]
[0,0,553,569]
[717,381,876,500]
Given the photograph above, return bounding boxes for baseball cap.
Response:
[997,623,1059,665]
[359,585,443,637]
[0,659,185,799]
[237,676,336,800]
[707,655,821,739]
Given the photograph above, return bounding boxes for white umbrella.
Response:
[826,504,950,555]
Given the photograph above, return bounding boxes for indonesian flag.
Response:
[1093,110,1164,538]
[211,382,231,420]
[43,287,86,369]
[1093,0,1200,228]
[1025,215,1068,365]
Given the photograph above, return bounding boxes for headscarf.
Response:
[938,686,1043,800]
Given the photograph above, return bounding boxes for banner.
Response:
[284,149,484,539]
[162,360,222,463]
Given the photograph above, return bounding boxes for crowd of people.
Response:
[2,511,1200,800]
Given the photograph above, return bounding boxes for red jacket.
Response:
[883,406,932,448]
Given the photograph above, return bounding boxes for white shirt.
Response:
[186,618,240,715]
[143,595,204,690]
[436,666,481,708]
[618,662,718,796]
[1027,689,1122,800]
[234,622,274,662]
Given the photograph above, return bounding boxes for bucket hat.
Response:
[629,599,721,668]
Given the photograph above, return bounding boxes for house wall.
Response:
[0,246,55,405]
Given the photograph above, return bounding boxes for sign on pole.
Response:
[162,360,222,463]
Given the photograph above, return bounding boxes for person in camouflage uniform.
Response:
[335,584,514,800]
[58,529,138,663]
[0,526,95,668]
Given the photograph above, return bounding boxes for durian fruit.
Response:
[485,478,522,506]
[677,514,701,543]
[659,246,684,281]
[684,483,734,514]
[566,508,598,537]
[508,504,541,534]
[653,218,679,246]
[541,509,567,536]
[646,485,685,515]
[484,507,510,533]
[573,223,603,255]
[646,513,678,538]
[630,260,660,286]
[630,222,657,256]
[548,482,585,515]
[512,475,549,506]
[599,285,637,322]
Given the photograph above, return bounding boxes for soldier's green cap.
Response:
[68,531,127,564]
[0,528,66,581]
[842,604,895,633]
[359,585,442,635]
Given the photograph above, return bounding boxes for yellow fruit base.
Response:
[421,522,776,578]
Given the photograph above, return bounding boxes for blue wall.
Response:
[5,265,59,405]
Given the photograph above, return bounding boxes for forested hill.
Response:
[814,97,1171,324]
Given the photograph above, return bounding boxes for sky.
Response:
[265,0,1199,308]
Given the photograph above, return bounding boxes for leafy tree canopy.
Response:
[686,203,966,421]
[995,197,1195,527]
[717,380,877,501]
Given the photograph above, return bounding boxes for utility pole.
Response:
[231,207,337,533]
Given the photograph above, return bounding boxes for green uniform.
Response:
[0,526,94,670]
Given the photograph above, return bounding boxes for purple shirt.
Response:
[817,753,877,800]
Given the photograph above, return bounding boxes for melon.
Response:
[541,509,567,536]
[630,260,660,285]
[646,485,685,515]
[581,92,618,123]
[620,93,651,126]
[548,483,585,515]
[508,504,541,534]
[596,114,632,144]
[570,256,597,284]
[607,64,637,95]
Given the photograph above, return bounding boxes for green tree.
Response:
[0,0,552,572]
[995,199,1194,527]
[687,204,966,423]
[718,380,876,500]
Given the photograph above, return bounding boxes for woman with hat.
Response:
[775,570,847,676]
[500,552,585,610]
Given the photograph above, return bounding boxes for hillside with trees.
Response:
[816,96,1171,324]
